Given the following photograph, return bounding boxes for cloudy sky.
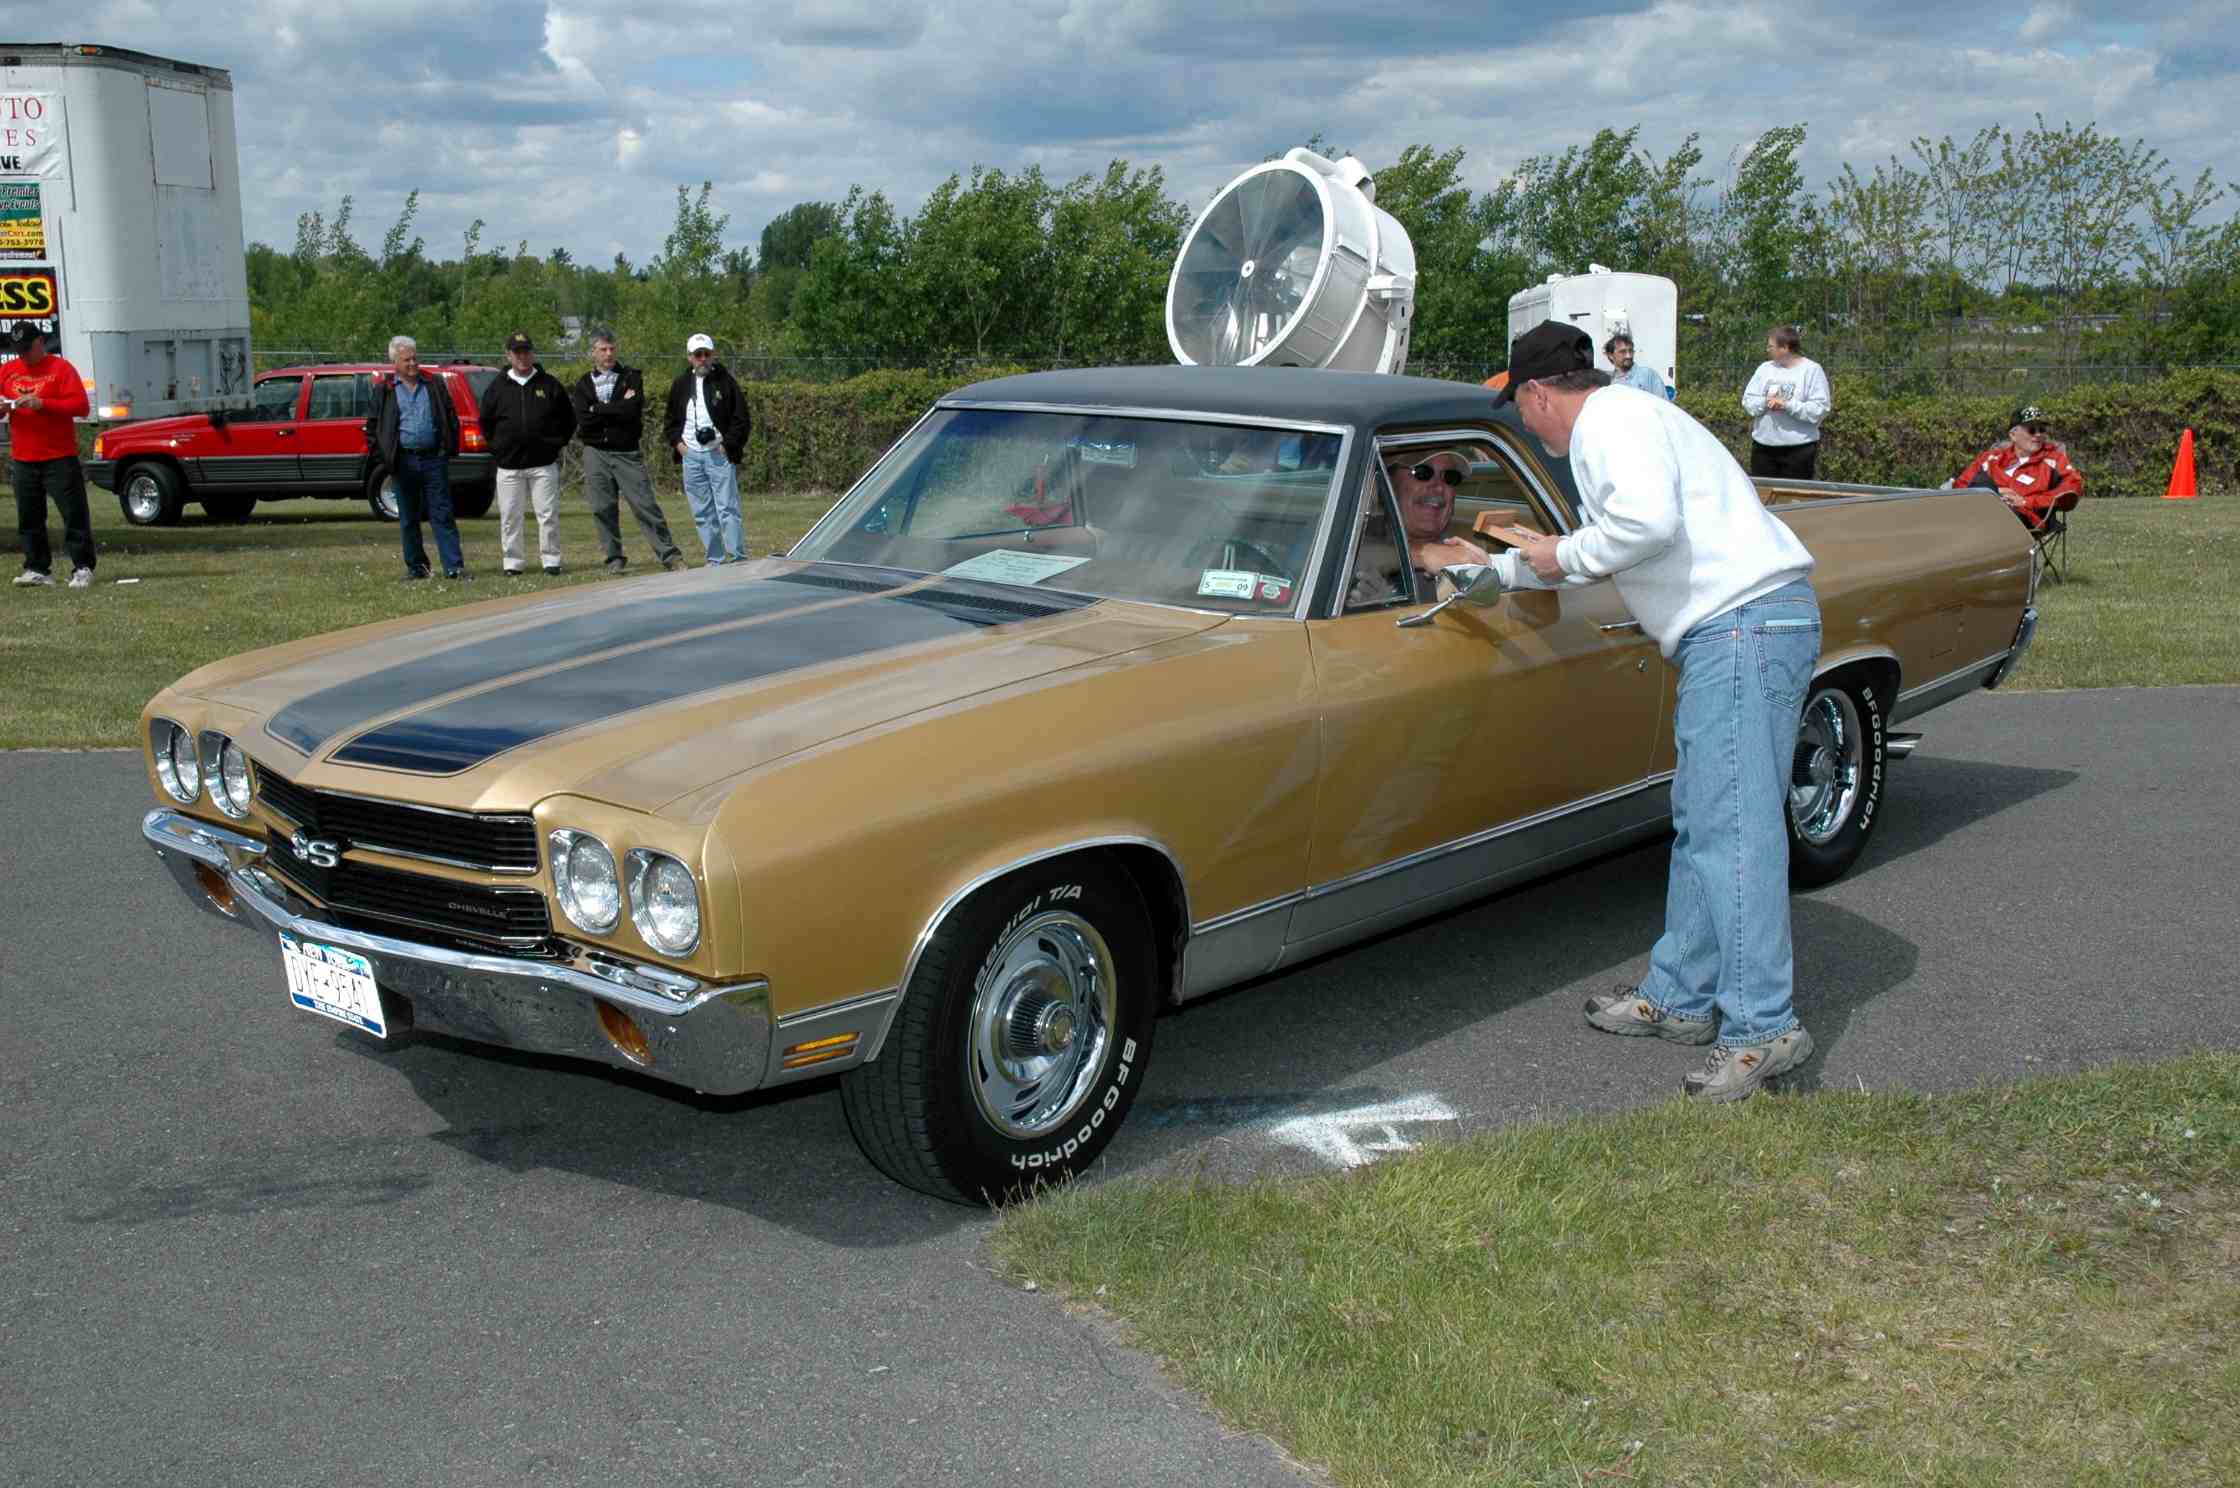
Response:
[20,1,2240,265]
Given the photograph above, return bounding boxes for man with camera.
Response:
[662,332,751,565]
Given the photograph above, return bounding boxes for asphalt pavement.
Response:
[4,685,2234,1487]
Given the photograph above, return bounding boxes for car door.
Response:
[195,373,305,489]
[297,371,374,490]
[1288,427,1668,951]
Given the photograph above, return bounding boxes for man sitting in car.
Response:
[1948,405,2082,527]
[1350,452,1490,608]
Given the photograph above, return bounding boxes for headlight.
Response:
[549,829,621,934]
[199,731,254,819]
[152,718,199,803]
[627,850,701,956]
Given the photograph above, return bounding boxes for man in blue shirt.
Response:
[1605,333,1669,398]
[363,335,467,580]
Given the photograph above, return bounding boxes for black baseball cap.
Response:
[7,320,47,349]
[505,331,535,352]
[2013,404,2049,431]
[1490,321,1595,406]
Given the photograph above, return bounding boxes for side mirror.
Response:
[1397,564,1503,628]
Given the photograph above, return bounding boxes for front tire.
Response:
[118,463,185,526]
[1786,673,1888,887]
[840,855,1158,1204]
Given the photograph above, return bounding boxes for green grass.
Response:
[2014,497,2240,691]
[0,484,840,748]
[995,1055,2240,1488]
[0,485,2230,746]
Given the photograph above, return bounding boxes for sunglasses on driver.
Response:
[1389,462,1463,489]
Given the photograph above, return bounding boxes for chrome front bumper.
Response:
[143,809,774,1095]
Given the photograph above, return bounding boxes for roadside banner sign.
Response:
[0,181,45,259]
[0,91,63,177]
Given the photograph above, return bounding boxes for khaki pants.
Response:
[495,463,562,571]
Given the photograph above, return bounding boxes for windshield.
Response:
[790,408,1345,612]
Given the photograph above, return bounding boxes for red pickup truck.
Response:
[85,363,499,525]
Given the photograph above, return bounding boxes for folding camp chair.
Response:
[2027,487,2082,583]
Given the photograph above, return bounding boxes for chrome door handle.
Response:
[1599,620,1643,634]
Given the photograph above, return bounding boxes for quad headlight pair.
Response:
[151,718,254,820]
[548,829,701,956]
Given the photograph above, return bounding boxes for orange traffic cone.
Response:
[2164,428,2198,500]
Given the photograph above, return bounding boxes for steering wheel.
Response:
[1183,536,1291,580]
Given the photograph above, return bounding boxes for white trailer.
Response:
[1506,266,1677,393]
[0,42,251,419]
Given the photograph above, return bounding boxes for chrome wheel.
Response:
[373,477,401,521]
[125,473,167,523]
[966,910,1117,1139]
[1789,687,1864,846]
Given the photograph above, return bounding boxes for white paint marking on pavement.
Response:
[1265,1095,1459,1168]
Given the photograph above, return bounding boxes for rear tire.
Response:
[118,463,185,527]
[1786,673,1888,887]
[200,493,256,524]
[840,855,1158,1205]
[365,467,400,522]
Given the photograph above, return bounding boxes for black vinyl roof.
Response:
[947,365,1519,432]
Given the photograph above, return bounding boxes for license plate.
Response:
[280,931,387,1038]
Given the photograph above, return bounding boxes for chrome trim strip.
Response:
[865,834,1193,1063]
[1897,651,2009,707]
[144,809,770,1094]
[938,399,1351,436]
[349,842,541,877]
[777,986,903,1028]
[1303,772,1675,906]
[1984,606,2039,691]
[1887,733,1923,758]
[1192,890,1306,936]
[254,778,540,875]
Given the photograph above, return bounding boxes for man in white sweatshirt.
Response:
[1487,320,1822,1102]
[1741,325,1831,479]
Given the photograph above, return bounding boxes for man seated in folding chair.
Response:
[1946,404,2084,578]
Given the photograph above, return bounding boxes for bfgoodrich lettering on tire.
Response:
[1786,673,1888,887]
[840,854,1157,1204]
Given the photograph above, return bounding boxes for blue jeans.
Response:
[1641,579,1821,1046]
[680,444,744,563]
[394,449,464,576]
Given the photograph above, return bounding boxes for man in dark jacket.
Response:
[364,333,466,580]
[662,332,751,564]
[478,330,577,575]
[569,328,683,572]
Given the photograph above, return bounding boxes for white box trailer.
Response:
[0,42,251,420]
[1506,266,1677,392]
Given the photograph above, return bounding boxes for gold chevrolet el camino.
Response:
[141,367,2039,1201]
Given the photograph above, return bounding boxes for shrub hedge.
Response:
[1672,367,2233,499]
[716,364,2226,499]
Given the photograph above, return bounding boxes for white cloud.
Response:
[45,0,2240,275]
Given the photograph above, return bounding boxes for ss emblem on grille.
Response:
[290,830,342,869]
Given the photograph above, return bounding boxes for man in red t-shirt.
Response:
[3,323,96,588]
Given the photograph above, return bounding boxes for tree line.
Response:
[248,117,2240,391]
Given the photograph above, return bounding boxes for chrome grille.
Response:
[264,832,552,948]
[256,766,539,873]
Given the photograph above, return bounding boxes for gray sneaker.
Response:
[1584,987,1716,1045]
[1682,1028,1815,1103]
[68,568,94,589]
[13,569,53,586]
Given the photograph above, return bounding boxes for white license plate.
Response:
[280,931,387,1038]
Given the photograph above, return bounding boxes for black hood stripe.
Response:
[326,576,1095,774]
[266,565,920,756]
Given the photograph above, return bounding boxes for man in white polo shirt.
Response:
[1487,321,1822,1102]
